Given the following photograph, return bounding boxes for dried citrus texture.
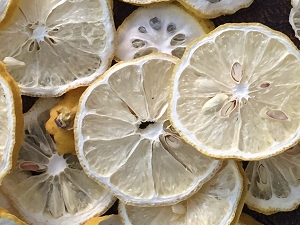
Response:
[0,62,23,183]
[119,161,244,225]
[0,0,115,97]
[237,213,263,225]
[0,189,20,219]
[1,98,116,225]
[75,53,221,206]
[84,215,121,225]
[178,0,254,19]
[0,0,20,29]
[0,207,27,225]
[169,23,300,161]
[46,87,87,155]
[289,0,300,41]
[115,2,214,60]
[245,143,300,214]
[119,0,171,6]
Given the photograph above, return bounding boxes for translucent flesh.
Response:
[0,0,109,94]
[79,56,220,204]
[174,28,300,157]
[245,144,300,212]
[1,100,112,221]
[122,161,242,225]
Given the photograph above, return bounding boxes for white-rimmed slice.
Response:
[116,2,214,60]
[119,160,245,225]
[1,98,116,225]
[0,0,115,97]
[169,23,300,160]
[245,143,300,214]
[75,53,221,206]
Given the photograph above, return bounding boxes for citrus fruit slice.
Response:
[237,213,263,225]
[178,0,254,19]
[0,189,20,218]
[0,0,115,97]
[75,53,221,206]
[115,2,214,60]
[1,98,116,225]
[84,215,121,225]
[0,0,20,29]
[289,1,300,40]
[0,61,23,183]
[169,23,300,161]
[0,207,27,225]
[46,86,87,155]
[119,160,245,225]
[245,143,300,214]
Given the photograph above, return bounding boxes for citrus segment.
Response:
[178,0,254,19]
[1,98,116,225]
[0,207,27,225]
[0,62,23,183]
[119,160,244,225]
[75,53,221,206]
[169,23,300,160]
[84,215,121,225]
[0,0,115,96]
[116,3,214,60]
[245,143,300,214]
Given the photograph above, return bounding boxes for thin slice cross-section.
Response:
[0,62,23,183]
[0,0,115,97]
[75,53,221,206]
[178,0,254,19]
[1,98,116,225]
[245,143,300,214]
[119,160,245,225]
[169,23,300,160]
[115,2,214,61]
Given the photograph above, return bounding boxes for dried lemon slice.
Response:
[119,161,245,225]
[178,0,254,19]
[0,62,23,183]
[245,143,300,214]
[75,53,221,206]
[0,0,20,29]
[115,3,214,60]
[169,23,300,161]
[237,213,263,225]
[84,215,121,225]
[1,98,116,225]
[0,207,27,225]
[0,0,115,97]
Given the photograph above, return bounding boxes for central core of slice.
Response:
[137,120,164,140]
[28,22,48,42]
[232,83,249,100]
[47,154,67,176]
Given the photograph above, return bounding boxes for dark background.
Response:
[22,0,300,224]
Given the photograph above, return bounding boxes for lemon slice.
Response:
[115,2,214,60]
[178,0,254,19]
[237,213,263,225]
[169,23,300,161]
[119,160,245,225]
[0,0,20,29]
[1,98,116,225]
[289,0,300,40]
[0,0,115,97]
[75,53,221,206]
[0,207,27,225]
[245,143,300,214]
[0,62,23,183]
[84,215,121,225]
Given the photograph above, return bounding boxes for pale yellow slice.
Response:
[75,53,221,206]
[0,207,27,225]
[169,23,300,161]
[245,143,300,214]
[0,62,23,183]
[84,215,121,225]
[178,0,254,19]
[1,98,116,225]
[116,2,214,61]
[0,0,115,97]
[119,160,245,225]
